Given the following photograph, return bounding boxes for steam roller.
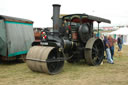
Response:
[26,4,111,74]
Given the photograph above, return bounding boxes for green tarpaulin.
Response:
[0,15,35,57]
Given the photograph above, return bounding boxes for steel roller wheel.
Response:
[46,47,64,74]
[26,46,64,74]
[85,38,104,65]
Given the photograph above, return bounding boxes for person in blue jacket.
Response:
[103,36,114,64]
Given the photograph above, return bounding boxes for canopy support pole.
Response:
[97,22,100,38]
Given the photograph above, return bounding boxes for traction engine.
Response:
[26,4,111,74]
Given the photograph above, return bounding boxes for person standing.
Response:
[108,35,115,60]
[103,36,114,64]
[117,35,123,51]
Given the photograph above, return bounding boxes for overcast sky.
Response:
[1,0,128,27]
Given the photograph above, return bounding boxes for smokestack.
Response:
[53,4,61,32]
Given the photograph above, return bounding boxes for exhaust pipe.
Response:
[53,4,61,32]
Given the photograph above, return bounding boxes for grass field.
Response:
[0,45,128,85]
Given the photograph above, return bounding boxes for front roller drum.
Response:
[26,46,64,74]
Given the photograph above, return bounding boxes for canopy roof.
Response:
[62,14,111,24]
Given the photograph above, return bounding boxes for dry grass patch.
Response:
[0,45,128,85]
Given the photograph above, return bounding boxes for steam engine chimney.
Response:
[53,4,61,32]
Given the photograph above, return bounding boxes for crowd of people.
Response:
[102,35,123,64]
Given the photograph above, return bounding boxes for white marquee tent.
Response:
[109,27,128,45]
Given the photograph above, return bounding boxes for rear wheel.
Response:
[85,38,104,65]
